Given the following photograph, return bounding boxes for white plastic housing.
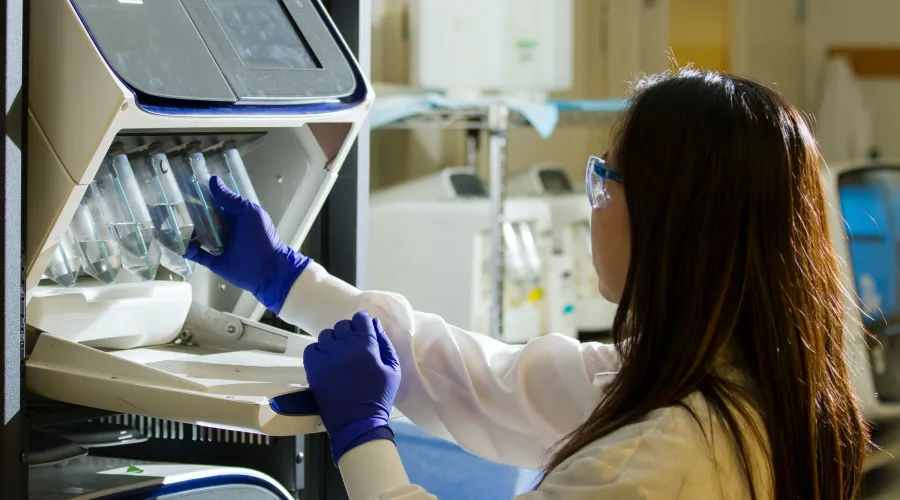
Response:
[408,0,573,98]
[26,281,191,350]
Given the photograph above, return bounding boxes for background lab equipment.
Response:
[10,0,371,498]
[407,0,573,99]
[824,161,900,425]
[368,167,564,343]
[507,164,618,339]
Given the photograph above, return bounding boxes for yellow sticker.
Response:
[528,288,544,303]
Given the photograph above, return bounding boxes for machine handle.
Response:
[268,390,319,416]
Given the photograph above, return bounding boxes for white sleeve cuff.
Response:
[338,439,413,500]
[279,262,364,336]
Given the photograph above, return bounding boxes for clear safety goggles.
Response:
[586,155,624,209]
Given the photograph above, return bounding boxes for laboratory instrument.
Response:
[408,0,573,99]
[824,160,900,423]
[507,164,618,338]
[29,455,292,500]
[368,167,557,343]
[24,0,371,453]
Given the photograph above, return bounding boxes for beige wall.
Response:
[370,0,614,192]
[807,0,900,158]
[670,0,731,71]
[733,0,807,107]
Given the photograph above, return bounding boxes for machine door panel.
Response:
[72,0,237,102]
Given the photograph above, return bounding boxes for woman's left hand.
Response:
[303,312,401,464]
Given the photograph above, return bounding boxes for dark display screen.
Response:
[538,169,573,194]
[450,173,487,197]
[209,0,321,70]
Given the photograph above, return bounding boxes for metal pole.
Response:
[1,0,27,497]
[487,104,508,341]
[302,0,366,498]
[465,129,479,169]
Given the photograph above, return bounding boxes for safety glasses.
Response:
[586,155,623,209]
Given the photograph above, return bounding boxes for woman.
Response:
[187,69,870,499]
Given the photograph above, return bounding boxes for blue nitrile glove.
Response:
[303,312,401,464]
[184,176,310,315]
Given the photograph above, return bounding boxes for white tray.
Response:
[27,323,324,436]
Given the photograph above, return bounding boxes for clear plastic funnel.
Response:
[157,241,194,278]
[44,228,81,287]
[172,142,227,256]
[93,143,160,281]
[69,183,121,284]
[131,144,195,258]
[207,141,261,206]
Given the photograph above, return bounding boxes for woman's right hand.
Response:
[304,312,401,464]
[185,176,311,315]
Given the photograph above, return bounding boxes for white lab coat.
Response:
[280,263,772,499]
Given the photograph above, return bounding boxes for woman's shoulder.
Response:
[574,392,724,466]
[540,392,768,499]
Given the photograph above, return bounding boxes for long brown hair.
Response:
[543,69,870,499]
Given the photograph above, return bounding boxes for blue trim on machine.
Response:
[268,389,320,416]
[95,474,291,500]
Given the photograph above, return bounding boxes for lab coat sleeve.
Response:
[279,263,620,469]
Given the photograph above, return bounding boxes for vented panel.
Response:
[94,414,274,446]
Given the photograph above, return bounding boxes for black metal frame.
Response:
[302,2,369,498]
[1,0,27,498]
[1,0,368,498]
